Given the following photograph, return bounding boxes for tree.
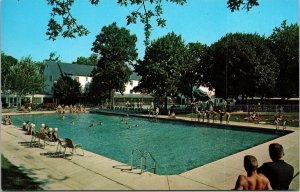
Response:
[53,76,81,105]
[1,52,18,93]
[47,51,61,62]
[8,57,46,106]
[268,21,299,99]
[90,22,137,105]
[134,32,187,109]
[178,42,209,101]
[207,33,278,102]
[227,0,259,12]
[46,0,259,45]
[72,53,98,65]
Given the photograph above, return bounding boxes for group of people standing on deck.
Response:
[234,143,294,190]
[193,99,231,124]
[56,104,86,114]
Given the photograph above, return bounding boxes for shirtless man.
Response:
[234,155,272,190]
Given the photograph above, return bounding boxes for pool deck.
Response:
[1,110,299,190]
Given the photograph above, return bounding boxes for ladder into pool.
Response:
[130,148,156,174]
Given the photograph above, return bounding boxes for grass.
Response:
[1,154,43,191]
[178,112,299,127]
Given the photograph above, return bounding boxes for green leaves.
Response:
[119,0,186,46]
[53,76,81,104]
[72,54,98,65]
[45,0,259,45]
[6,57,46,98]
[208,33,278,99]
[268,21,299,99]
[92,22,138,64]
[46,0,186,45]
[46,0,90,41]
[89,23,137,103]
[178,42,208,100]
[227,0,259,12]
[134,32,187,102]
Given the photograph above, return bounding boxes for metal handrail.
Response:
[130,149,157,174]
[143,151,156,174]
[130,148,144,171]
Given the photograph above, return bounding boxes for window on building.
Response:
[130,81,133,86]
[86,77,88,81]
[130,90,133,94]
[75,77,79,82]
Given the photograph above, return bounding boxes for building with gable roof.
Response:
[44,61,94,95]
[43,61,153,105]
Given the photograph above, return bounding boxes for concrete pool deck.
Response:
[1,111,299,190]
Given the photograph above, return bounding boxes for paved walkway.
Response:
[1,111,299,190]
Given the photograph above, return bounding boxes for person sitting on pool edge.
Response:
[257,143,294,190]
[39,123,46,133]
[52,128,59,142]
[169,111,176,118]
[27,123,36,135]
[22,121,30,131]
[3,115,13,125]
[218,110,225,123]
[234,155,272,190]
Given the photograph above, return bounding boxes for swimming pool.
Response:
[13,113,288,175]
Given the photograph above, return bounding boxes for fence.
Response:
[232,104,299,113]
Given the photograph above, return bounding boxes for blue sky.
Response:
[2,0,298,63]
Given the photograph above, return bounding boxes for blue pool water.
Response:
[13,113,287,175]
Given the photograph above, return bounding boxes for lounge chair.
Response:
[61,138,84,159]
[30,130,41,147]
[31,131,52,148]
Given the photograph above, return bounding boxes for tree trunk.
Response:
[32,91,35,104]
[108,88,112,107]
[260,95,264,105]
[164,96,168,110]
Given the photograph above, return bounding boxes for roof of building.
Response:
[45,61,140,80]
[45,61,95,77]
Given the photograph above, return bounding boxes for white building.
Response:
[43,61,153,104]
[44,61,94,95]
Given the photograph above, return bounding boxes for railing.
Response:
[97,104,299,114]
[130,148,157,174]
[232,104,299,113]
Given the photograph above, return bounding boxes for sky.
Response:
[2,0,299,63]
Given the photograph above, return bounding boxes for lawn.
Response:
[1,154,43,191]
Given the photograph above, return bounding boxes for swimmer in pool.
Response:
[89,121,94,128]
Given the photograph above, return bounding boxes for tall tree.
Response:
[46,0,259,45]
[53,76,81,105]
[134,32,187,109]
[178,42,208,101]
[1,52,18,96]
[268,21,299,99]
[90,22,137,105]
[8,57,46,106]
[72,53,98,66]
[208,33,278,102]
